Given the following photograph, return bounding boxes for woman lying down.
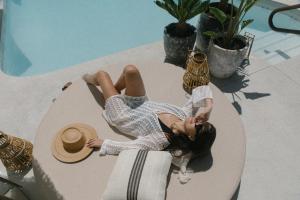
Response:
[83,65,216,183]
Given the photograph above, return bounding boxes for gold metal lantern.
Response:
[0,131,33,173]
[183,51,210,94]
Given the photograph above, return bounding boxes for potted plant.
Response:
[195,0,238,52]
[205,0,258,78]
[154,0,209,66]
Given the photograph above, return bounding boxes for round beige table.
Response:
[33,64,246,200]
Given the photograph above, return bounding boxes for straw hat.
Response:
[52,123,98,163]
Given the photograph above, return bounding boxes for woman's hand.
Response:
[86,138,103,148]
[195,112,209,124]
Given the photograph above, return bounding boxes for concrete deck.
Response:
[1,41,300,200]
[274,0,300,6]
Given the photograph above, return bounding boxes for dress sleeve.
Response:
[181,85,213,117]
[99,135,162,156]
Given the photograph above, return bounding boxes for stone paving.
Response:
[1,41,300,199]
[274,0,300,5]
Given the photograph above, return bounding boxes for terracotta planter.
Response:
[164,24,196,66]
[207,36,248,78]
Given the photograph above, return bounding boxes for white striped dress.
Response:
[99,85,213,155]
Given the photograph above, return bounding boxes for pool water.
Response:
[1,0,300,76]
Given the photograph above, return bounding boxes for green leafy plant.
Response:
[205,0,258,49]
[154,0,210,34]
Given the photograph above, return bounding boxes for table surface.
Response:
[33,64,246,200]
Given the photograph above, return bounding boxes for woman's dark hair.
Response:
[165,122,216,155]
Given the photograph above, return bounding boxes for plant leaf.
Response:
[154,1,165,9]
[209,7,227,25]
[164,0,178,17]
[245,0,258,12]
[188,1,210,20]
[203,31,218,38]
[201,0,210,11]
[178,0,182,10]
[155,0,209,22]
[184,0,197,9]
[241,19,254,30]
[155,1,178,20]
[164,0,177,9]
[181,8,188,22]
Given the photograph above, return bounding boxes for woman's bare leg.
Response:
[114,65,146,97]
[114,71,125,93]
[82,73,99,86]
[83,71,118,101]
[83,64,146,99]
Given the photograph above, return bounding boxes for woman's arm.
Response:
[87,135,162,155]
[194,98,213,124]
[182,85,213,123]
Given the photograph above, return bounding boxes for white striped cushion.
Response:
[101,150,172,200]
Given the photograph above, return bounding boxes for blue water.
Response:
[1,0,300,76]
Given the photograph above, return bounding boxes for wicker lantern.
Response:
[183,51,210,94]
[0,131,33,173]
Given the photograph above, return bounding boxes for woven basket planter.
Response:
[183,51,210,94]
[0,131,33,173]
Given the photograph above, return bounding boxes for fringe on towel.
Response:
[171,150,193,184]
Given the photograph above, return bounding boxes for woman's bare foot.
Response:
[82,73,99,85]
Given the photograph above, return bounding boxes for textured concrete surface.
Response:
[212,55,300,200]
[1,41,300,199]
[274,0,300,5]
[273,55,300,85]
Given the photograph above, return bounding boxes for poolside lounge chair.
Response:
[32,63,246,200]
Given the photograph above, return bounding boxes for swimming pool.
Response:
[1,0,300,76]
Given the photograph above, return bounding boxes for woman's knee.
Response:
[123,65,140,76]
[96,70,110,78]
